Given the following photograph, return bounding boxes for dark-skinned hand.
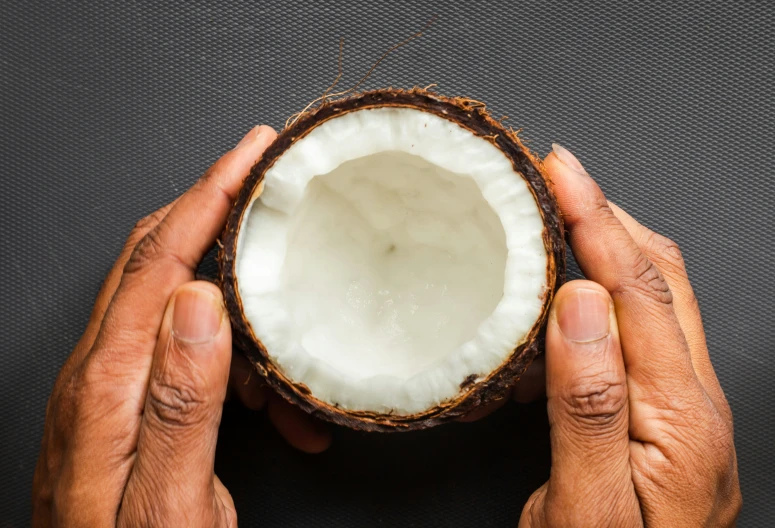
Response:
[516,144,741,527]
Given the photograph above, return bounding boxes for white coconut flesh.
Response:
[236,107,548,415]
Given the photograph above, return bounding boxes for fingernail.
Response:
[172,287,224,344]
[552,143,587,175]
[235,125,262,149]
[556,288,610,343]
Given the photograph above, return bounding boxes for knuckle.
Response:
[124,226,167,274]
[562,374,628,428]
[146,378,207,428]
[124,218,194,274]
[619,252,673,306]
[200,161,221,184]
[198,163,234,207]
[647,231,683,264]
[590,195,622,227]
[644,230,689,275]
[46,362,99,430]
[67,358,123,423]
[62,367,95,422]
[132,211,158,233]
[128,209,169,250]
[200,156,229,188]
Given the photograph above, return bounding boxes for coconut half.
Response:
[219,89,564,431]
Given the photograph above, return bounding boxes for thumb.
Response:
[520,280,639,527]
[119,281,235,528]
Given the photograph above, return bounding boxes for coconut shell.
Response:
[218,88,565,432]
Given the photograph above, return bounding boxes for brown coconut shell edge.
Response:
[218,88,566,432]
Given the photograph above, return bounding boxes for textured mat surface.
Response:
[1,1,773,526]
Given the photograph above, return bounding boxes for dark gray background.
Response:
[1,1,772,526]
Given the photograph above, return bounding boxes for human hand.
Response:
[32,126,331,527]
[519,145,741,526]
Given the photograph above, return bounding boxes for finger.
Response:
[124,124,276,274]
[120,281,232,527]
[267,394,333,454]
[513,355,546,403]
[526,280,640,526]
[608,202,727,412]
[83,201,177,343]
[545,144,705,415]
[229,353,269,411]
[59,202,177,383]
[87,126,276,398]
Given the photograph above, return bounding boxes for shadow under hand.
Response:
[216,400,550,527]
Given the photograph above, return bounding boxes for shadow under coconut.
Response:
[215,399,551,527]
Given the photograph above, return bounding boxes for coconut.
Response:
[218,89,565,431]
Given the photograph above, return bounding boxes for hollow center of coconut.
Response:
[236,107,547,415]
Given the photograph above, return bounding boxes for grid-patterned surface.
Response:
[1,1,772,525]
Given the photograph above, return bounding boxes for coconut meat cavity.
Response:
[236,107,548,415]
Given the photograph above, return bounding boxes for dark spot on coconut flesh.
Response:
[460,373,477,389]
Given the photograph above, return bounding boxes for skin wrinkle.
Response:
[550,424,632,478]
[126,239,194,280]
[557,378,628,429]
[574,478,638,527]
[605,480,644,528]
[146,329,215,432]
[79,356,149,420]
[545,473,637,528]
[616,260,673,307]
[628,377,700,436]
[631,464,681,525]
[119,464,166,528]
[554,407,629,445]
[145,378,208,430]
[627,370,698,418]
